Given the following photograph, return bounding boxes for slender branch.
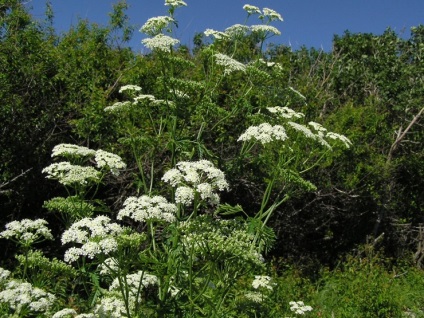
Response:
[387,107,424,163]
[0,168,32,193]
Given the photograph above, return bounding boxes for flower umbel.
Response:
[162,160,229,206]
[238,123,287,144]
[165,0,187,8]
[267,106,305,119]
[61,216,124,263]
[117,195,177,223]
[0,219,53,246]
[214,53,246,76]
[94,149,127,176]
[243,4,261,15]
[140,16,175,36]
[42,162,101,186]
[262,7,283,22]
[142,34,180,52]
[289,301,313,315]
[0,280,56,315]
[51,144,96,159]
[252,275,273,290]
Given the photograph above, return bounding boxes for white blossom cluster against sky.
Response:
[27,0,423,52]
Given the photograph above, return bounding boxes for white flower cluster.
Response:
[98,257,119,275]
[95,149,127,176]
[214,53,246,76]
[42,162,101,186]
[262,7,284,22]
[225,24,250,38]
[94,296,127,318]
[287,122,317,141]
[252,275,273,290]
[61,216,124,263]
[172,89,189,99]
[51,144,96,158]
[326,132,353,148]
[118,85,142,93]
[289,122,352,149]
[117,195,177,223]
[308,121,327,138]
[109,271,158,304]
[267,106,305,119]
[243,4,261,15]
[259,58,276,67]
[244,291,263,303]
[104,101,132,113]
[44,145,127,183]
[165,0,187,8]
[0,219,53,245]
[162,160,229,206]
[142,34,180,52]
[0,280,56,314]
[204,28,228,40]
[250,24,281,36]
[0,267,11,283]
[140,16,174,36]
[238,123,287,144]
[243,4,283,22]
[52,308,78,318]
[133,94,156,103]
[289,301,313,315]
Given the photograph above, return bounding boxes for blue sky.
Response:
[27,0,423,52]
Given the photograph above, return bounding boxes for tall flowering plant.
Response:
[42,143,126,223]
[0,2,353,317]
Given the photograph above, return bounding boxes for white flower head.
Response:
[94,296,127,318]
[326,132,352,148]
[0,280,56,314]
[142,34,179,52]
[119,85,142,93]
[289,301,313,315]
[267,106,305,119]
[140,16,174,36]
[0,219,53,245]
[252,275,273,290]
[204,28,229,40]
[175,186,195,205]
[259,59,275,67]
[243,4,261,15]
[62,216,124,263]
[225,24,250,38]
[104,101,132,113]
[308,121,327,137]
[244,291,263,303]
[133,94,156,103]
[52,308,78,318]
[250,25,281,36]
[95,149,126,176]
[51,144,96,159]
[162,160,229,206]
[42,162,101,186]
[98,257,119,275]
[0,267,11,283]
[165,0,187,8]
[238,123,287,144]
[287,122,316,140]
[214,53,246,76]
[117,195,177,223]
[109,271,158,304]
[262,7,283,22]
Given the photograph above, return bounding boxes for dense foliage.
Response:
[0,0,423,316]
